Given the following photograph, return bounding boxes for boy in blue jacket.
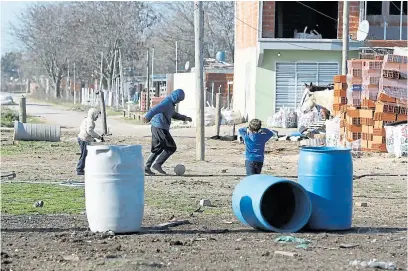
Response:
[143,89,192,175]
[239,119,274,176]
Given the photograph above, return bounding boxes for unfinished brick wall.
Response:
[205,73,234,97]
[262,1,275,38]
[235,1,259,50]
[338,1,360,39]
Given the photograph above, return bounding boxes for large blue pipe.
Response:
[232,175,312,233]
[298,147,353,230]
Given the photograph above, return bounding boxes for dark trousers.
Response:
[76,138,88,173]
[245,160,263,176]
[146,127,177,168]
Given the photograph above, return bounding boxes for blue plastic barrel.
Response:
[298,147,353,230]
[232,175,312,233]
[216,51,226,62]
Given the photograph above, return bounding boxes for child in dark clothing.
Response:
[238,119,274,176]
[142,89,192,175]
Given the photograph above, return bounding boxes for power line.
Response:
[391,1,406,15]
[295,1,338,21]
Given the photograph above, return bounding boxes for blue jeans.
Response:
[245,160,263,176]
[76,138,88,174]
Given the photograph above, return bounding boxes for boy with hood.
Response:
[143,89,192,175]
[239,119,274,176]
[76,107,104,175]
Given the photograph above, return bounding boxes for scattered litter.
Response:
[339,243,358,248]
[355,202,368,207]
[60,180,85,187]
[261,251,270,257]
[33,200,44,208]
[199,199,212,207]
[221,169,227,173]
[193,237,207,242]
[1,172,16,180]
[169,240,183,246]
[222,220,233,224]
[275,236,311,249]
[63,255,80,261]
[155,220,190,230]
[274,250,298,257]
[349,259,396,270]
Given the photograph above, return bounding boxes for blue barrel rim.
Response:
[87,144,143,149]
[258,179,312,232]
[300,146,351,152]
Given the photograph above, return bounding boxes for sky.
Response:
[1,1,33,55]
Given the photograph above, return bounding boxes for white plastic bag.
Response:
[393,124,408,158]
[204,107,215,126]
[297,108,319,129]
[221,109,242,125]
[325,117,341,147]
[269,108,285,128]
[385,125,395,154]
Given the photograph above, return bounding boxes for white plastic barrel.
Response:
[85,145,144,233]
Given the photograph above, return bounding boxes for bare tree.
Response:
[11,3,73,97]
[150,1,235,74]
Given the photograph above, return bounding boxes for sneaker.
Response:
[77,171,84,176]
[145,167,155,175]
[152,164,167,175]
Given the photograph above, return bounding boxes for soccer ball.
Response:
[174,164,186,176]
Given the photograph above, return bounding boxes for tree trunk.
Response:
[55,77,62,98]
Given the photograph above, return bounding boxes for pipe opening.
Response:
[261,182,310,232]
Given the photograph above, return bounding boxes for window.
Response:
[390,1,407,15]
[366,1,382,15]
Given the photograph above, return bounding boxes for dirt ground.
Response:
[1,124,407,271]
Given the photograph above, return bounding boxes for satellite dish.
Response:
[357,20,370,41]
[184,61,190,71]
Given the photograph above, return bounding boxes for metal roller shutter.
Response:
[276,63,296,111]
[275,62,339,112]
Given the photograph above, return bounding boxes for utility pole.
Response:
[119,48,125,108]
[146,49,151,111]
[99,52,108,135]
[112,49,118,109]
[66,60,70,100]
[151,47,155,97]
[341,1,349,75]
[73,62,76,104]
[400,0,403,40]
[175,41,178,73]
[194,1,204,161]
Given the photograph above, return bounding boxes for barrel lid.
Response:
[300,146,351,152]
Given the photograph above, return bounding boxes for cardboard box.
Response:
[362,125,373,134]
[373,112,397,122]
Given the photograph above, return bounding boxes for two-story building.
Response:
[233,1,407,122]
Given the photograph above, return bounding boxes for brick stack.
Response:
[333,76,348,116]
[333,53,408,152]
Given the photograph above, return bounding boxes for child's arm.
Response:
[238,127,248,138]
[86,119,101,140]
[172,112,190,121]
[260,128,274,142]
[144,101,169,121]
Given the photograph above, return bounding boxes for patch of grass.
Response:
[0,140,76,156]
[1,108,19,127]
[1,183,84,215]
[1,108,44,128]
[145,189,197,214]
